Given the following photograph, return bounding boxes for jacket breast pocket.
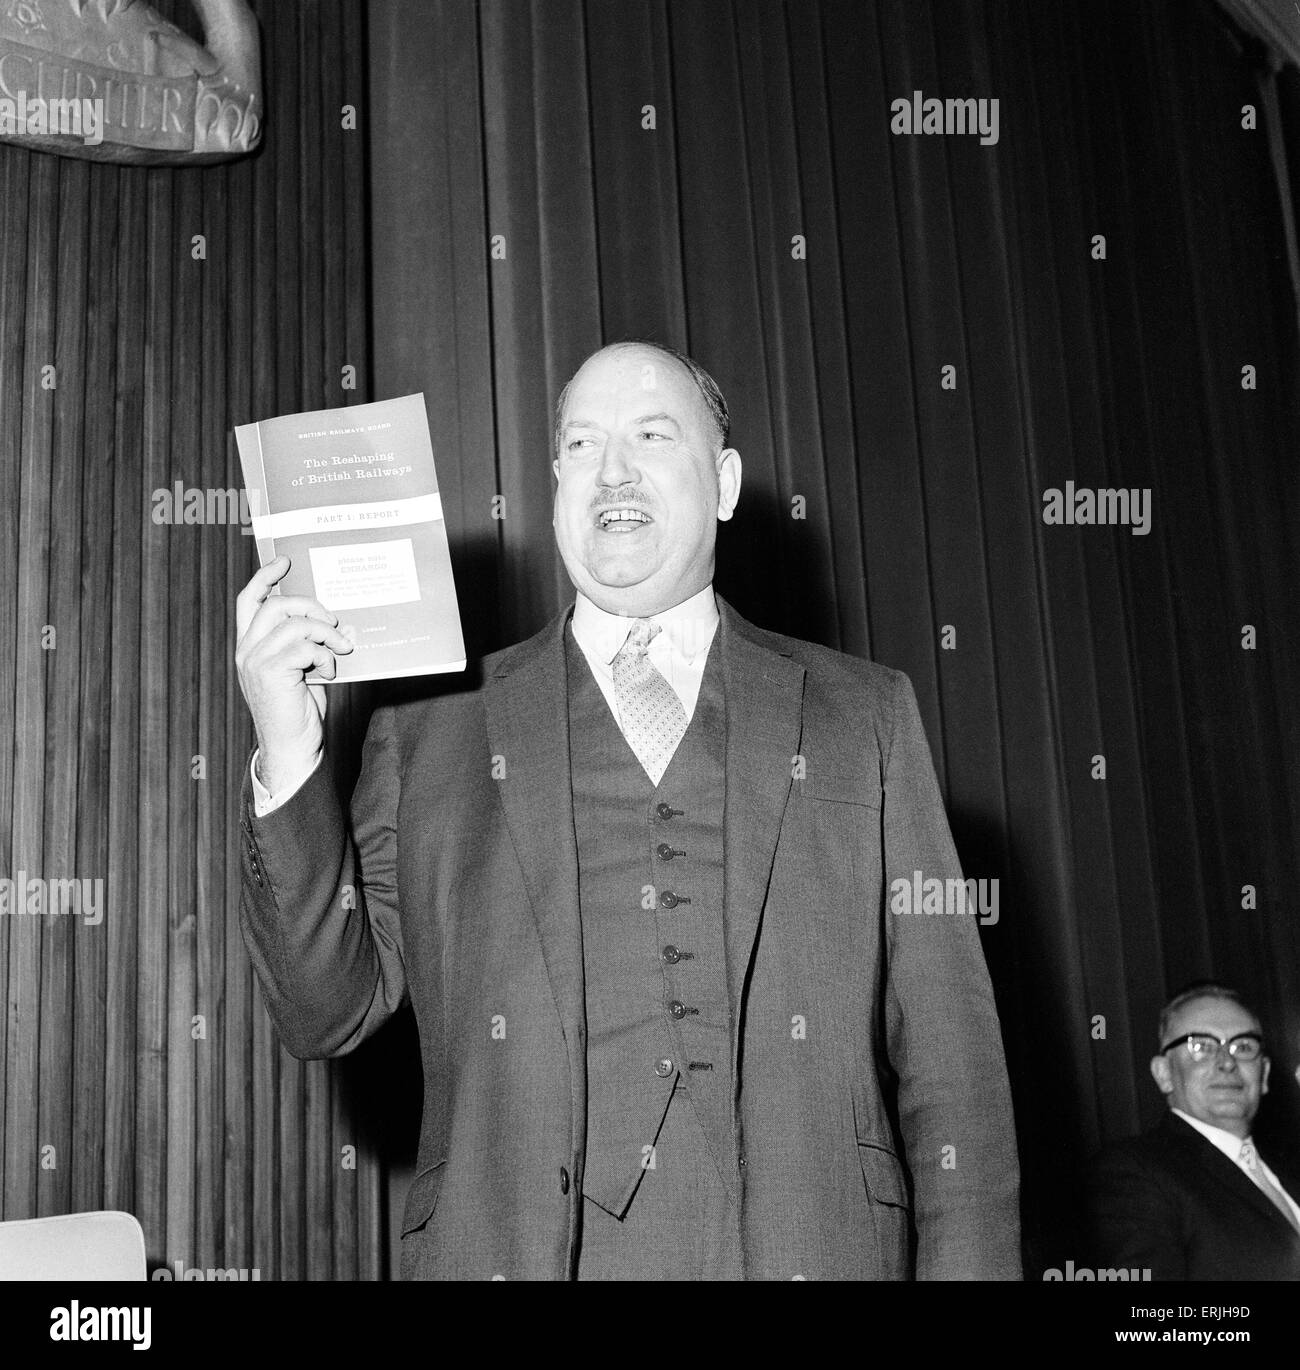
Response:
[399,1159,447,1278]
[788,772,883,932]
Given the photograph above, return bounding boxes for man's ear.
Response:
[716,448,742,521]
[1260,1057,1270,1096]
[1150,1054,1173,1095]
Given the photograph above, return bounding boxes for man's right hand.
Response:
[235,554,354,794]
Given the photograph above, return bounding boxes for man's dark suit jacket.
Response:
[239,596,1021,1279]
[1087,1112,1300,1280]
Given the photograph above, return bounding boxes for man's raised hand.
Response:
[235,554,354,793]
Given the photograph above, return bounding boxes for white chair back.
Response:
[0,1211,147,1280]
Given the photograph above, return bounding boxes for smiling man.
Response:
[552,343,740,618]
[1087,983,1300,1280]
[235,339,1021,1280]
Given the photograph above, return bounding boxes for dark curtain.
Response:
[366,0,1300,1275]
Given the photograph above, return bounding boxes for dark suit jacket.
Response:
[239,597,1021,1279]
[1087,1112,1300,1280]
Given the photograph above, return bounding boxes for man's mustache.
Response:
[591,490,652,511]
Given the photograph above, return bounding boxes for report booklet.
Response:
[235,393,466,683]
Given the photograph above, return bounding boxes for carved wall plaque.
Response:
[0,0,261,164]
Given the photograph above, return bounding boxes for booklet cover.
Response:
[235,394,466,683]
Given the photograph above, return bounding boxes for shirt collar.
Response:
[571,584,719,667]
[1171,1108,1254,1164]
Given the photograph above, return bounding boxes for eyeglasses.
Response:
[1159,1032,1265,1063]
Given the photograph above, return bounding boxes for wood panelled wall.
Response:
[0,0,386,1278]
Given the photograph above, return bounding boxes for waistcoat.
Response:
[565,623,735,1219]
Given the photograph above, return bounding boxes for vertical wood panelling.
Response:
[104,167,145,1223]
[0,135,21,1216]
[135,163,171,1267]
[0,0,382,1278]
[72,160,118,1219]
[7,149,56,1224]
[196,138,228,1277]
[42,154,90,1224]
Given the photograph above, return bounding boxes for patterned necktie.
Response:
[612,619,688,785]
[1238,1139,1300,1234]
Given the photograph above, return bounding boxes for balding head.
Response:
[553,340,730,459]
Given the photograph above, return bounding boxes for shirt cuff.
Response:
[250,748,322,817]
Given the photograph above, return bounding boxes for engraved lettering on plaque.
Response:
[0,0,262,163]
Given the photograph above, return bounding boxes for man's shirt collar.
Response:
[571,585,719,666]
[1171,1107,1253,1163]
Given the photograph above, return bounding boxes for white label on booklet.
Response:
[309,539,421,610]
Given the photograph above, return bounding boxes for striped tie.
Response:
[1239,1139,1300,1235]
[612,619,688,785]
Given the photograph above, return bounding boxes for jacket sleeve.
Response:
[1086,1147,1187,1280]
[238,704,407,1058]
[881,671,1022,1279]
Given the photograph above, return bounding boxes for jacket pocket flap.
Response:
[857,1142,910,1208]
[399,1160,447,1237]
[800,771,881,808]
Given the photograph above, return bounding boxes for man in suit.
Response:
[1087,983,1300,1280]
[234,339,1021,1280]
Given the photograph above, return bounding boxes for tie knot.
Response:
[618,618,660,658]
[1239,1139,1258,1171]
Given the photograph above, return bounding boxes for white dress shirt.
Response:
[568,584,719,731]
[1172,1108,1300,1228]
[250,585,720,816]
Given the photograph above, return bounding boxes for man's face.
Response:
[1150,995,1270,1139]
[552,345,741,616]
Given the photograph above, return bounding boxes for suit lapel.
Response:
[1163,1114,1300,1235]
[484,608,588,1159]
[716,599,806,1046]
